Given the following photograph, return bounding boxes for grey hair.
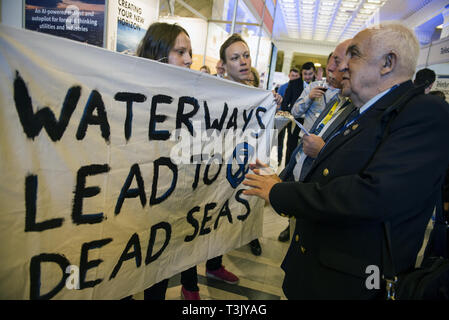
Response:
[365,22,420,78]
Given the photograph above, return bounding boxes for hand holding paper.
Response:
[302,134,326,158]
[294,119,310,136]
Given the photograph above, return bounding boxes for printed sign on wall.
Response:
[24,0,106,47]
[114,0,157,54]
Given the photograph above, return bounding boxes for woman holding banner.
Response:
[219,34,266,256]
[123,21,193,300]
[126,22,239,301]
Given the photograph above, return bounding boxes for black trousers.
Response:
[123,255,223,298]
[181,256,222,291]
[285,123,301,165]
[277,126,287,164]
[122,278,169,300]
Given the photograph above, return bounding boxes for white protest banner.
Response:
[0,25,276,299]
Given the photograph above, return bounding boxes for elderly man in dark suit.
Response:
[243,22,449,299]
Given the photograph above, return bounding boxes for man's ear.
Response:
[380,52,397,76]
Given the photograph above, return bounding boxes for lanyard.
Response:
[320,99,340,126]
[313,99,342,135]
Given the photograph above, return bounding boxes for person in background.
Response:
[315,66,324,81]
[247,67,260,87]
[414,68,436,94]
[200,65,211,74]
[130,21,203,301]
[429,90,446,100]
[136,22,192,68]
[277,46,350,242]
[279,62,316,170]
[243,22,449,299]
[220,33,264,256]
[214,60,226,78]
[277,68,300,98]
[291,53,340,133]
[277,68,300,166]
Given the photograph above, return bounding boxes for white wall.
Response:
[1,0,23,28]
[158,16,208,57]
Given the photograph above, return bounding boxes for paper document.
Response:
[294,119,310,136]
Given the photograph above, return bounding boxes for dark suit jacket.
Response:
[269,81,449,299]
[281,78,304,112]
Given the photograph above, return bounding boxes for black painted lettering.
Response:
[203,161,223,185]
[226,108,238,130]
[72,164,110,225]
[25,174,64,232]
[13,71,81,141]
[110,233,141,280]
[192,163,201,190]
[115,163,146,215]
[185,206,200,242]
[242,109,254,132]
[114,92,147,141]
[214,199,232,230]
[29,253,70,300]
[76,90,111,143]
[200,203,216,236]
[204,101,228,131]
[256,107,267,129]
[176,96,199,135]
[79,238,113,289]
[149,94,172,141]
[236,189,251,221]
[145,222,171,264]
[150,157,178,205]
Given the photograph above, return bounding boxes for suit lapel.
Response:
[321,100,354,141]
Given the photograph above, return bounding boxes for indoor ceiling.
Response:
[274,0,446,44]
[278,0,389,42]
[160,0,447,45]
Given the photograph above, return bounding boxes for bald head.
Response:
[338,22,419,107]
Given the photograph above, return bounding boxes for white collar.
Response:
[359,87,393,113]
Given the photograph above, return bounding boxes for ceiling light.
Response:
[359,8,373,14]
[363,3,378,9]
[341,3,357,8]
